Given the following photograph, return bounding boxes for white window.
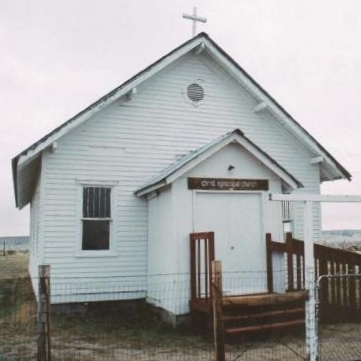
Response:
[81,187,112,251]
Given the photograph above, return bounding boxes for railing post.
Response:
[212,260,225,361]
[37,265,51,361]
[190,235,196,301]
[286,232,294,291]
[266,233,274,293]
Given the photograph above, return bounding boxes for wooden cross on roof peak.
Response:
[182,7,207,37]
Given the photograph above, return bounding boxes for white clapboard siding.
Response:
[37,50,320,301]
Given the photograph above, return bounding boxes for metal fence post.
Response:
[37,265,51,361]
[315,277,322,361]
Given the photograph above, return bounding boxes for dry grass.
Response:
[1,253,361,361]
[0,252,29,280]
[0,253,309,360]
[0,252,36,331]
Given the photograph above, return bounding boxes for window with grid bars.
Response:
[82,187,112,250]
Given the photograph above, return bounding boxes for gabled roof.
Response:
[135,129,303,197]
[12,32,351,209]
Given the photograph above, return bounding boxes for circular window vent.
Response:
[187,83,204,102]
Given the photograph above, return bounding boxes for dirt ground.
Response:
[1,253,361,361]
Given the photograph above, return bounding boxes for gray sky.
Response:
[1,0,361,236]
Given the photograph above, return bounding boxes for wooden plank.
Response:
[268,240,287,253]
[225,319,305,335]
[212,261,225,361]
[296,252,302,291]
[266,233,274,293]
[37,265,51,361]
[197,239,201,298]
[223,307,305,322]
[286,233,294,291]
[190,232,213,240]
[209,232,215,300]
[222,291,308,307]
[349,270,356,311]
[331,259,337,304]
[190,234,196,301]
[204,238,209,298]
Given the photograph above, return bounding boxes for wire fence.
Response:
[0,265,312,361]
[317,274,361,361]
[4,261,361,361]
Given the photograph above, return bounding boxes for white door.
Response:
[195,192,267,295]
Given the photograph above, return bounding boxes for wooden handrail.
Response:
[266,232,361,319]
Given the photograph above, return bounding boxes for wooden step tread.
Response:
[223,291,308,307]
[223,307,305,322]
[225,319,305,335]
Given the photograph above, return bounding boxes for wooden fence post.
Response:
[212,260,225,361]
[37,265,51,361]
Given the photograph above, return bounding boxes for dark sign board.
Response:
[188,177,269,191]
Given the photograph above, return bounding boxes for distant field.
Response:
[0,252,29,279]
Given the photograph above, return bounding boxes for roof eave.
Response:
[135,129,303,197]
[12,156,19,208]
[203,36,351,182]
[14,34,207,167]
[135,180,168,197]
[13,34,209,207]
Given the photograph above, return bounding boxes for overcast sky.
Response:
[1,0,361,236]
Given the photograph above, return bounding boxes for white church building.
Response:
[12,33,350,320]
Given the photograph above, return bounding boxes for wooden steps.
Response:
[222,295,306,338]
[190,291,307,339]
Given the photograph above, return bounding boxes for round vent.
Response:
[187,83,204,102]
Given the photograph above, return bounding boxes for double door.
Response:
[195,192,267,295]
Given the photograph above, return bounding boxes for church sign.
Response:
[188,177,269,191]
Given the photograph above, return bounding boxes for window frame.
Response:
[76,182,118,257]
